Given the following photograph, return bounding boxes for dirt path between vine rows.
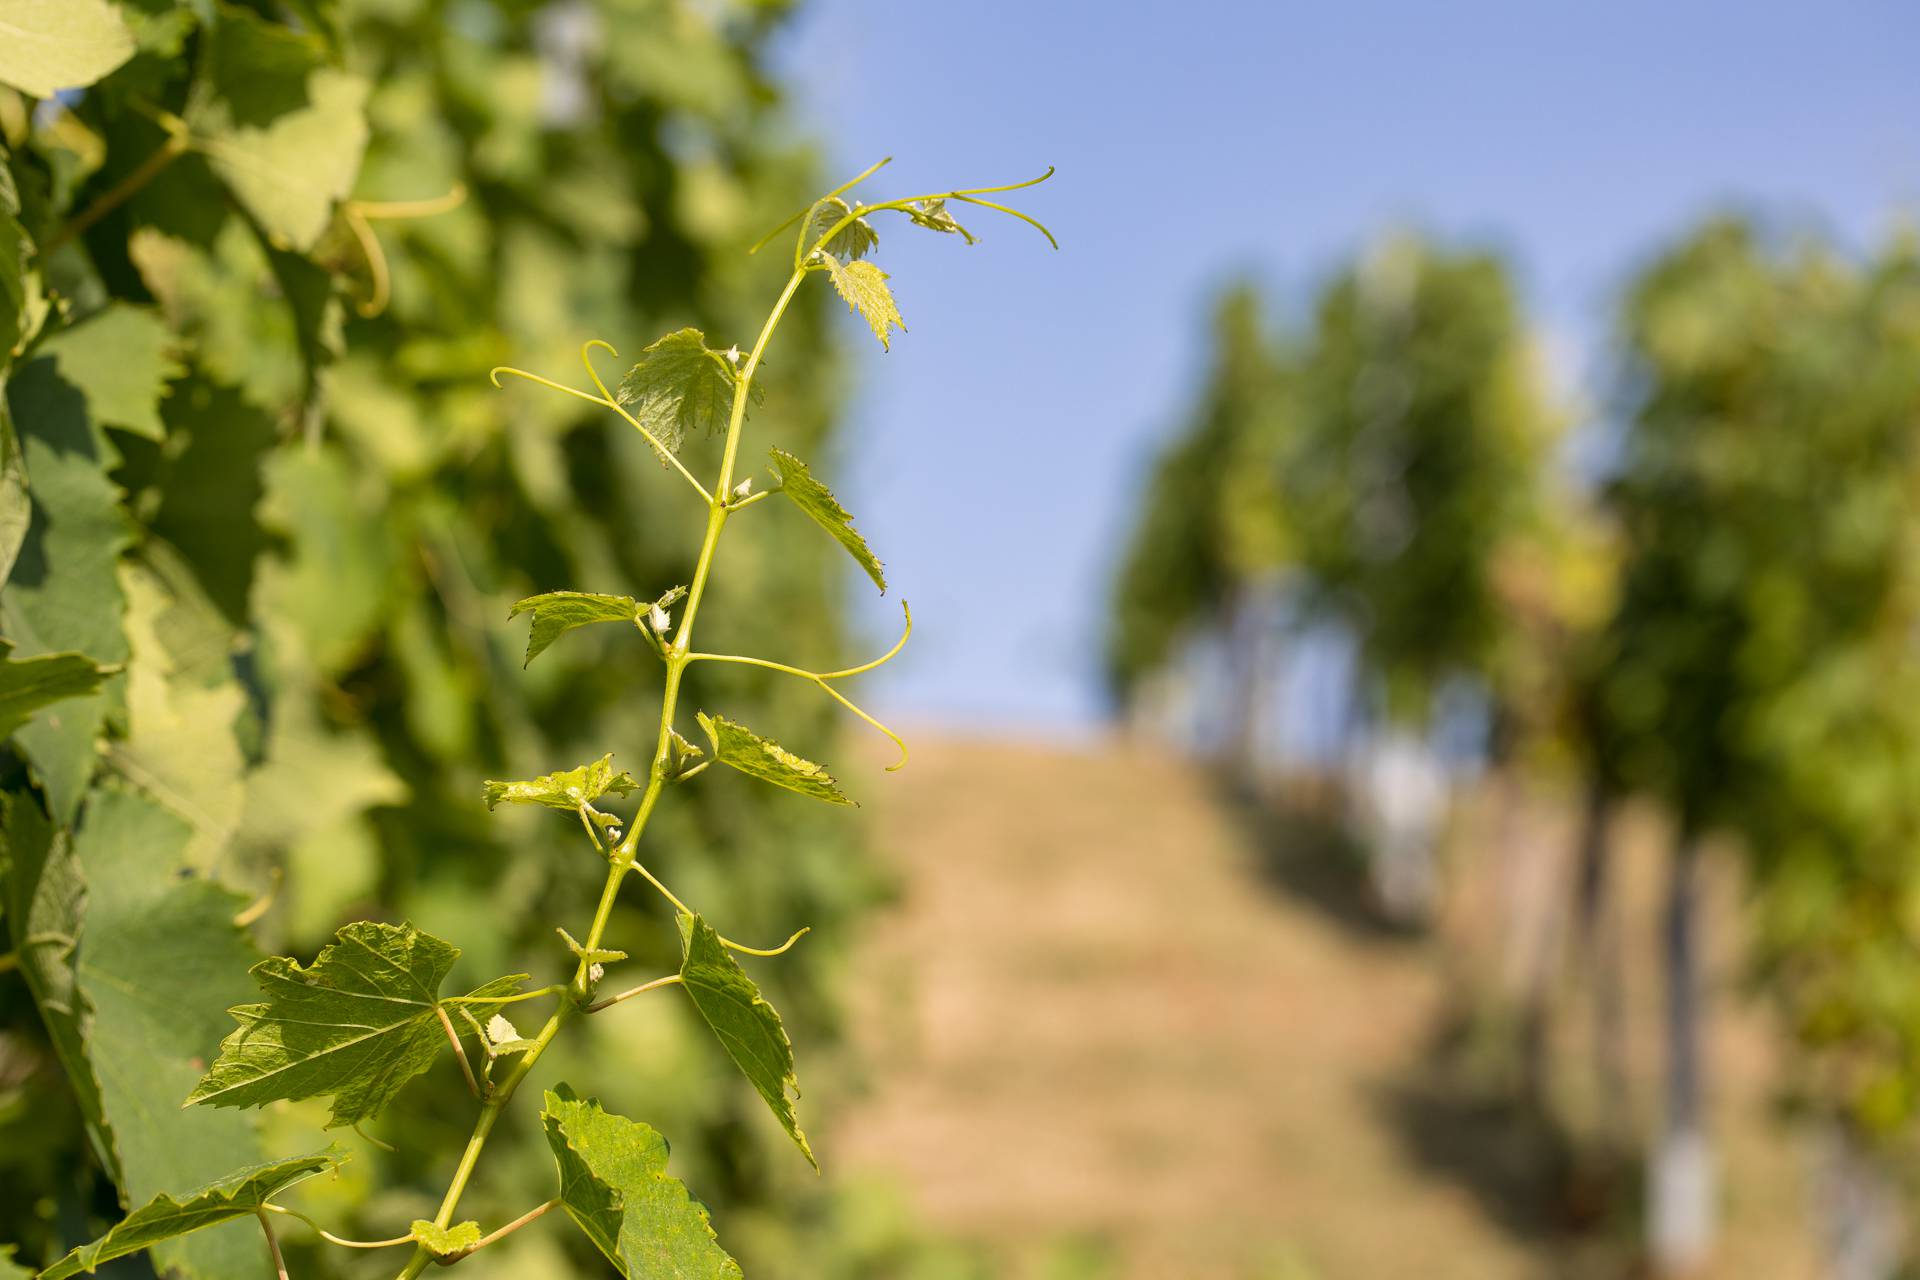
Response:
[830,736,1820,1280]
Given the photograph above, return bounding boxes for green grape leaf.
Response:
[0,193,28,369]
[694,712,851,807]
[483,754,641,830]
[35,305,182,442]
[186,921,521,1127]
[0,790,111,1178]
[0,1244,28,1279]
[678,914,817,1168]
[260,234,343,427]
[906,198,976,244]
[37,1150,340,1280]
[0,391,27,591]
[71,782,278,1279]
[149,377,279,628]
[192,7,368,251]
[806,197,877,261]
[131,223,319,415]
[540,1084,742,1279]
[0,0,136,97]
[824,257,904,351]
[509,591,642,666]
[615,328,740,454]
[768,448,887,593]
[256,445,401,677]
[0,641,107,739]
[409,1219,482,1260]
[2,357,134,823]
[108,558,249,868]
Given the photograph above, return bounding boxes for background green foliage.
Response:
[1287,242,1554,732]
[0,1,900,1275]
[1598,222,1920,1139]
[1108,243,1559,740]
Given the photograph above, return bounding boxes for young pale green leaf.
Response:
[694,711,852,807]
[186,921,525,1127]
[615,329,740,455]
[907,198,976,244]
[806,197,878,261]
[0,0,136,97]
[667,726,705,778]
[824,257,904,351]
[0,641,108,739]
[482,1013,538,1057]
[37,1150,340,1280]
[193,8,369,251]
[482,754,641,827]
[409,1219,482,1259]
[558,927,627,965]
[36,305,182,441]
[509,591,642,666]
[678,914,817,1168]
[541,1084,741,1279]
[0,1244,28,1279]
[768,448,887,593]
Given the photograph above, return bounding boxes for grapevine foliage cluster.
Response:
[0,0,1055,1276]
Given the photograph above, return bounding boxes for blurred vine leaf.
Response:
[615,328,742,453]
[188,921,524,1127]
[107,560,249,866]
[0,642,107,738]
[678,912,816,1169]
[541,1084,742,1279]
[36,306,181,442]
[695,711,851,806]
[37,1150,340,1280]
[0,0,135,97]
[0,791,108,1172]
[192,5,369,252]
[769,448,886,592]
[1,359,134,821]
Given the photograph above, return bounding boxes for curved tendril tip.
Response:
[721,926,810,958]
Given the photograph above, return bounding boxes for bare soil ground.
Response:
[830,736,1822,1279]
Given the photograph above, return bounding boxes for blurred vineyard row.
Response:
[0,2,958,1277]
[1109,223,1920,1276]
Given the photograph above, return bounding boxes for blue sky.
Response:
[771,1,1919,737]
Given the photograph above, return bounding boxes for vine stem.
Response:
[584,973,682,1013]
[256,1211,290,1280]
[435,1006,481,1100]
[468,1198,561,1252]
[392,261,810,1280]
[42,120,192,256]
